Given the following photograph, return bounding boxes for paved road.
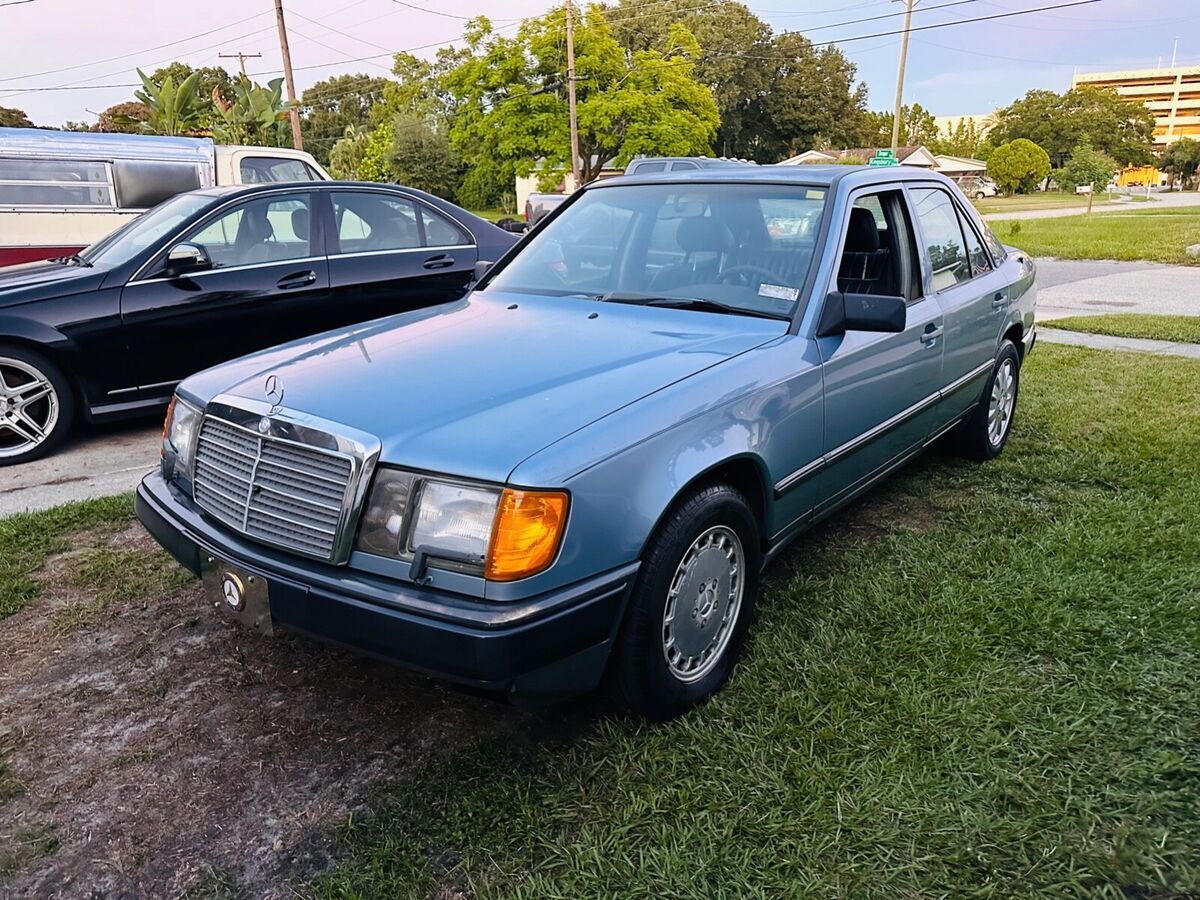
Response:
[984,189,1200,221]
[3,258,1198,517]
[1034,259,1200,321]
[1,418,160,518]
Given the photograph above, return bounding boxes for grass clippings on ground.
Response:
[312,345,1200,899]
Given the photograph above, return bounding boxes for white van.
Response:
[0,128,329,266]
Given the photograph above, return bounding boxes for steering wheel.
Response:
[717,265,779,286]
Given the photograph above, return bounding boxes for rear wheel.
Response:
[611,483,761,721]
[0,345,74,465]
[952,340,1020,461]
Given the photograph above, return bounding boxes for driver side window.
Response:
[185,194,312,269]
[837,191,918,300]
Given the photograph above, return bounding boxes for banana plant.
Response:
[213,77,292,147]
[118,68,204,136]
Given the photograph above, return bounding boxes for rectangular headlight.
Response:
[355,470,568,581]
[407,480,500,566]
[163,395,202,481]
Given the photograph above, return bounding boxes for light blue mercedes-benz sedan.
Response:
[138,166,1037,721]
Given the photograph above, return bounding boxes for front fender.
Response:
[489,336,824,602]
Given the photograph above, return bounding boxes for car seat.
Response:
[837,207,890,295]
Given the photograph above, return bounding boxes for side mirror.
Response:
[816,291,906,337]
[472,259,493,285]
[164,242,211,277]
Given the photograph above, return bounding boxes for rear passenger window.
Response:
[420,205,468,247]
[956,208,993,278]
[911,188,971,291]
[332,192,422,253]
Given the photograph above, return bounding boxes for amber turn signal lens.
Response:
[485,489,569,582]
[161,395,177,458]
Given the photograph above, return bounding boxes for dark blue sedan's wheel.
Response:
[0,345,74,466]
[611,483,761,721]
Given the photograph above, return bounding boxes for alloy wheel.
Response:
[0,357,60,459]
[988,358,1016,447]
[662,525,745,683]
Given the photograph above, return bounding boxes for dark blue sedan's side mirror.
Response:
[472,259,494,285]
[816,290,906,337]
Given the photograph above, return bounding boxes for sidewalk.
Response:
[1037,327,1200,359]
[984,190,1200,221]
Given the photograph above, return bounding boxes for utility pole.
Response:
[890,0,917,154]
[565,0,582,189]
[273,0,304,151]
[219,51,262,78]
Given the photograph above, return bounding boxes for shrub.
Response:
[987,139,1052,194]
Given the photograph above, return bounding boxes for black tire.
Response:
[610,483,762,721]
[952,339,1021,461]
[0,343,75,466]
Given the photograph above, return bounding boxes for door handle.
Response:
[277,270,317,290]
[991,291,1009,308]
[920,324,944,345]
[422,254,455,270]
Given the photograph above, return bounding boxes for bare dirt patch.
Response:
[0,524,543,898]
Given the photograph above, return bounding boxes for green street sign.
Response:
[869,149,899,167]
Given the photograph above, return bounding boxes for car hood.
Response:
[183,290,786,484]
[0,259,105,305]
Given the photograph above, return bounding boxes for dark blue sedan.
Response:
[0,182,516,464]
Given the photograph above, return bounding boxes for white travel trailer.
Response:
[0,128,329,266]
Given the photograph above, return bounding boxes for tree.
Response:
[95,101,150,133]
[989,86,1154,168]
[0,106,33,128]
[387,117,465,199]
[1159,137,1200,190]
[1054,142,1119,192]
[212,77,291,147]
[300,74,391,166]
[149,63,235,130]
[932,117,988,158]
[860,103,938,149]
[603,0,866,161]
[443,10,718,189]
[328,125,373,180]
[124,68,205,136]
[987,139,1051,194]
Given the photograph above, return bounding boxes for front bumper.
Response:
[136,471,637,701]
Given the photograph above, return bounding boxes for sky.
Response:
[0,0,1196,129]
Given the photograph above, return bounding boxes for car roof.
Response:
[591,165,955,191]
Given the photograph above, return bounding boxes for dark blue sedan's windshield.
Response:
[80,192,212,267]
[486,182,827,317]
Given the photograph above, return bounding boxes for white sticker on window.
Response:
[758,283,799,302]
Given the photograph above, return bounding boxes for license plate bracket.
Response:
[201,554,274,635]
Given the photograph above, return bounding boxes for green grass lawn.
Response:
[974,192,1149,215]
[1047,313,1200,344]
[0,495,132,620]
[312,345,1200,898]
[995,205,1200,264]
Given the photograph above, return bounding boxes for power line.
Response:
[0,0,36,7]
[0,10,272,84]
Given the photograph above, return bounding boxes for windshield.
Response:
[485,182,828,318]
[80,192,212,267]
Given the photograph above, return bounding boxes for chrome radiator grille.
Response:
[193,416,354,560]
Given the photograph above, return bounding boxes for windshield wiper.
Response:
[597,291,790,321]
[56,252,93,268]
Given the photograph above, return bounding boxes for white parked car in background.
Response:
[0,128,329,266]
[953,175,1000,200]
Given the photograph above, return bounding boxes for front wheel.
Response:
[610,483,761,721]
[0,345,75,465]
[952,340,1020,461]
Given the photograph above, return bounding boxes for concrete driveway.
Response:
[1,418,160,517]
